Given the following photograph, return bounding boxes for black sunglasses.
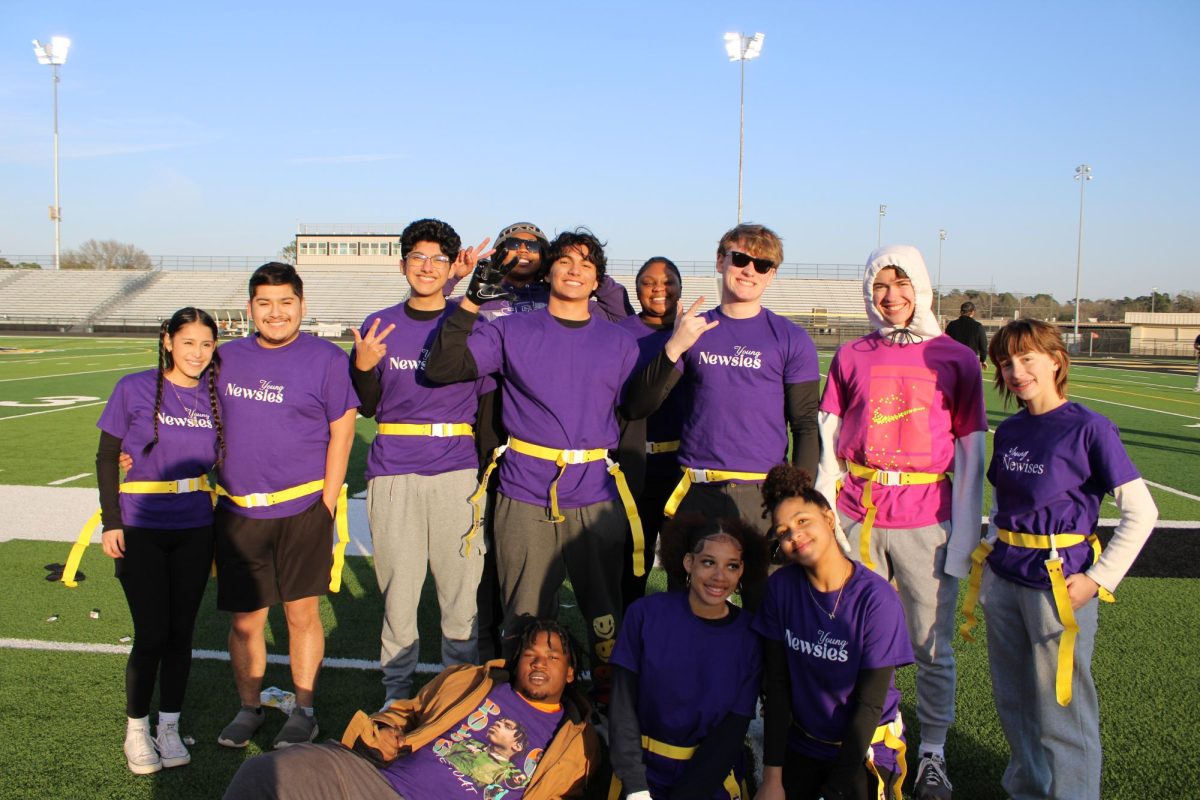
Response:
[727,250,775,274]
[502,237,542,253]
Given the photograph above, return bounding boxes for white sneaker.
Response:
[124,725,162,775]
[155,720,191,768]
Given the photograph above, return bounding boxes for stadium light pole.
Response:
[1151,287,1157,314]
[1072,164,1092,342]
[877,204,887,247]
[33,36,70,271]
[724,32,764,224]
[937,228,947,319]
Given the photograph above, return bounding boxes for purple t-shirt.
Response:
[216,333,358,519]
[987,401,1140,589]
[382,682,564,800]
[752,563,913,772]
[446,275,633,323]
[97,369,218,530]
[466,309,639,508]
[619,315,686,480]
[820,332,988,528]
[610,591,761,799]
[358,303,491,480]
[677,307,818,475]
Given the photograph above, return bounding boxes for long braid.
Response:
[207,350,225,467]
[143,321,169,455]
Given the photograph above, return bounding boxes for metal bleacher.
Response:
[0,270,154,327]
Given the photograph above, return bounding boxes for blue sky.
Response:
[2,0,1197,301]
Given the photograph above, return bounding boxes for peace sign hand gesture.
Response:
[665,297,719,362]
[352,318,396,372]
[452,237,496,280]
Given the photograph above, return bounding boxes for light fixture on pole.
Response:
[1072,164,1092,342]
[877,204,887,247]
[937,228,947,320]
[33,36,71,271]
[724,31,764,224]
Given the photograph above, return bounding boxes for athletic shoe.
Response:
[155,720,191,768]
[273,709,319,749]
[124,725,162,775]
[914,753,953,800]
[217,706,265,748]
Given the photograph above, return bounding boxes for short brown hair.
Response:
[717,223,783,269]
[988,318,1070,407]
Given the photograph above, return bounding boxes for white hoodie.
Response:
[862,244,943,341]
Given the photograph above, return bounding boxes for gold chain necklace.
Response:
[807,562,852,620]
[166,376,198,418]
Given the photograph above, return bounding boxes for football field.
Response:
[1,334,1197,799]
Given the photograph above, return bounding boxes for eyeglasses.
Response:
[727,250,776,274]
[502,238,542,253]
[405,253,451,268]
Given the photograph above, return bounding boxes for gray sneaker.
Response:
[217,706,265,748]
[273,709,318,749]
[914,753,953,800]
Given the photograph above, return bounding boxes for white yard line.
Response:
[0,400,107,421]
[0,365,140,383]
[1069,393,1200,421]
[1144,481,1200,504]
[0,638,442,673]
[48,473,91,486]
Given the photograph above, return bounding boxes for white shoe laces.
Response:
[125,726,159,765]
[919,755,953,790]
[155,721,189,760]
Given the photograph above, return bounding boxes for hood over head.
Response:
[863,244,942,342]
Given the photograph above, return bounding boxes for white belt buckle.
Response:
[245,492,270,508]
[430,423,450,437]
[561,448,588,465]
[177,478,198,493]
[689,468,712,484]
[876,469,903,486]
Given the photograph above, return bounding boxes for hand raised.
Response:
[665,297,719,361]
[352,318,396,372]
[453,237,496,279]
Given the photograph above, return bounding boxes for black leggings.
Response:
[782,750,897,800]
[115,525,213,717]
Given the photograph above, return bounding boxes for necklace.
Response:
[166,376,198,418]
[807,562,852,620]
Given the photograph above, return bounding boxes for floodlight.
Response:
[745,33,765,60]
[32,37,70,66]
[724,32,741,60]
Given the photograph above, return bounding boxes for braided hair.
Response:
[144,307,223,463]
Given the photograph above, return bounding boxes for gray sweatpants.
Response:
[223,742,399,800]
[841,514,958,745]
[367,470,485,702]
[493,494,626,690]
[981,570,1102,800]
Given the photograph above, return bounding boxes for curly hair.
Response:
[542,227,608,281]
[504,616,579,677]
[761,464,831,519]
[657,513,769,594]
[400,217,462,260]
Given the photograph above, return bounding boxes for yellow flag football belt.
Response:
[62,480,350,594]
[662,467,769,519]
[796,713,907,800]
[61,475,215,588]
[959,530,1114,707]
[467,437,646,577]
[645,439,680,454]
[376,422,473,438]
[844,461,948,572]
[606,736,746,800]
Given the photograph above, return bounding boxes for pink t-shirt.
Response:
[821,332,986,528]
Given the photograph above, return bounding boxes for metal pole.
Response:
[52,62,62,270]
[937,234,944,319]
[1073,165,1089,342]
[737,53,745,224]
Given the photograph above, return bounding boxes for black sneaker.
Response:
[914,753,953,800]
[217,706,265,748]
[273,708,318,749]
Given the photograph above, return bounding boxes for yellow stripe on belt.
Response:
[958,529,1114,706]
[606,735,746,800]
[466,437,645,577]
[61,474,215,588]
[662,467,768,518]
[845,461,948,572]
[376,422,473,438]
[646,439,680,454]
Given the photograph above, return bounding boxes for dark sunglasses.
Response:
[502,238,542,253]
[727,250,775,274]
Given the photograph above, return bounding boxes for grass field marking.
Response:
[0,365,143,383]
[0,399,107,422]
[48,473,91,486]
[1069,392,1200,421]
[0,637,444,674]
[1073,382,1200,408]
[1073,373,1195,392]
[1143,480,1200,505]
